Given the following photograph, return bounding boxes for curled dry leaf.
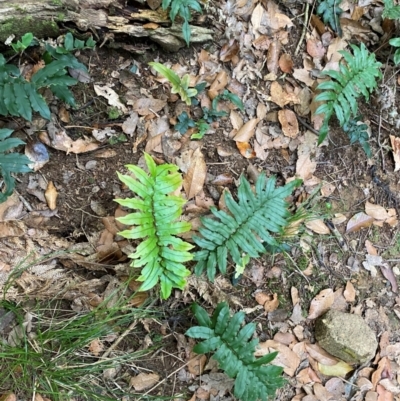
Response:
[270,81,300,108]
[94,84,127,113]
[307,288,334,319]
[343,281,356,302]
[390,135,400,172]
[208,70,228,99]
[45,181,58,210]
[267,38,281,75]
[183,148,207,199]
[219,39,240,62]
[233,118,258,142]
[278,109,299,138]
[346,212,374,233]
[230,110,243,130]
[307,39,326,59]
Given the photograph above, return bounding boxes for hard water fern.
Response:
[0,128,31,203]
[316,0,343,36]
[193,174,301,281]
[186,302,285,401]
[315,43,382,144]
[115,153,193,299]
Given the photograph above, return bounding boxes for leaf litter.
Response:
[1,0,400,399]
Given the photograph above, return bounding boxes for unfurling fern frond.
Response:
[115,153,193,299]
[186,303,286,401]
[0,128,32,203]
[193,174,301,281]
[315,43,382,144]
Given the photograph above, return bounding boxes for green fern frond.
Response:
[193,174,301,281]
[343,116,371,157]
[315,43,382,144]
[316,0,343,36]
[115,153,193,299]
[0,128,32,203]
[383,0,400,19]
[186,303,286,401]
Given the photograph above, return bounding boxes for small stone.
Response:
[85,160,97,170]
[315,309,378,364]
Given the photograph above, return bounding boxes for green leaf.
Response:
[116,153,193,299]
[316,0,343,35]
[186,303,286,401]
[175,111,195,134]
[13,82,32,121]
[64,33,74,51]
[182,19,191,46]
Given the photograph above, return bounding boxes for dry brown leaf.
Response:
[264,293,279,312]
[278,109,299,138]
[130,372,160,391]
[183,148,207,199]
[44,181,58,211]
[256,340,300,376]
[132,98,166,116]
[279,53,294,73]
[230,110,243,130]
[233,118,258,142]
[305,219,330,234]
[219,39,240,62]
[236,142,256,158]
[346,212,374,233]
[188,354,207,375]
[296,153,317,180]
[270,81,300,108]
[307,288,334,319]
[94,84,127,113]
[88,338,104,356]
[321,181,336,197]
[267,38,281,75]
[331,213,346,225]
[365,239,378,255]
[305,342,338,365]
[343,281,356,302]
[376,384,394,401]
[208,70,228,99]
[365,201,391,221]
[122,112,139,136]
[390,135,400,172]
[0,394,16,401]
[307,39,326,59]
[261,0,294,32]
[257,102,267,120]
[293,68,315,87]
[327,37,348,62]
[291,286,300,305]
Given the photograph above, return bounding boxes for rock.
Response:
[315,309,378,365]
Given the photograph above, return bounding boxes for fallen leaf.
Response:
[188,354,207,375]
[44,181,58,211]
[318,360,354,377]
[296,153,317,180]
[183,148,207,199]
[236,142,256,158]
[293,68,315,87]
[278,109,299,138]
[279,53,294,73]
[343,281,356,302]
[233,118,258,142]
[267,38,281,75]
[321,181,336,197]
[307,39,326,59]
[331,213,346,225]
[130,372,160,391]
[270,81,300,108]
[219,39,240,62]
[88,338,104,356]
[346,212,374,233]
[380,265,398,293]
[390,135,400,172]
[208,70,228,99]
[305,342,338,365]
[264,293,279,312]
[230,110,243,130]
[308,288,334,319]
[365,201,390,220]
[122,112,139,135]
[365,239,378,255]
[94,84,127,113]
[132,98,166,116]
[305,219,330,234]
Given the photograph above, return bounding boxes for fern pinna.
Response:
[315,43,381,144]
[186,303,285,401]
[193,174,301,281]
[115,153,193,299]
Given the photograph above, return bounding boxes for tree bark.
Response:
[0,0,213,52]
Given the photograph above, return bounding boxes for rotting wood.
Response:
[0,0,213,52]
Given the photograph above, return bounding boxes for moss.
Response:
[56,13,66,21]
[0,17,59,43]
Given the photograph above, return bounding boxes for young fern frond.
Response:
[186,303,286,401]
[115,153,193,299]
[193,174,301,281]
[315,43,382,144]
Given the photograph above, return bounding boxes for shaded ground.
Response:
[0,0,400,400]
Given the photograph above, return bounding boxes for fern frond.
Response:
[115,153,193,299]
[316,0,343,36]
[186,303,285,401]
[315,43,381,144]
[0,128,32,203]
[193,174,301,281]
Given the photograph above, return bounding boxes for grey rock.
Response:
[315,309,378,365]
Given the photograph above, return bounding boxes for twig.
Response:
[295,2,310,56]
[102,320,138,359]
[296,114,320,135]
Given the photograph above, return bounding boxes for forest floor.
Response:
[0,0,400,400]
